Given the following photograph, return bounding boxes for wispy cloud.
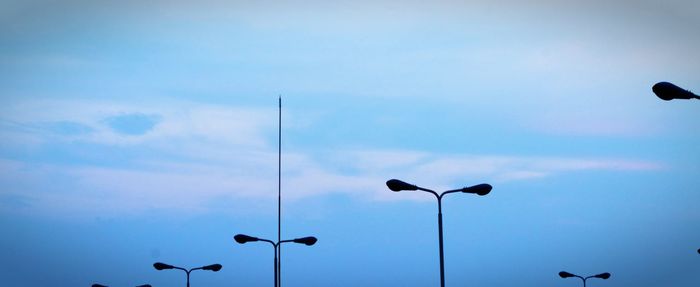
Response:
[0,99,664,217]
[340,151,662,188]
[0,98,277,147]
[0,150,663,216]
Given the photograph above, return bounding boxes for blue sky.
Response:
[1,1,699,286]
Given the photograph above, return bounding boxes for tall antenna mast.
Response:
[277,96,282,286]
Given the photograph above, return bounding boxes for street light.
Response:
[652,82,699,101]
[559,271,611,287]
[386,179,492,287]
[652,82,700,261]
[234,234,317,287]
[153,262,222,287]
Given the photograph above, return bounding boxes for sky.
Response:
[1,0,699,286]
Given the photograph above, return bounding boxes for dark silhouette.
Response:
[277,98,283,287]
[153,262,221,287]
[265,98,318,287]
[697,248,699,254]
[559,271,610,286]
[652,82,699,101]
[386,179,492,287]
[234,234,317,287]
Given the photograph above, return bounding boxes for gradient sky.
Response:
[1,1,699,286]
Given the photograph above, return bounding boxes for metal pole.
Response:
[186,270,190,287]
[274,245,279,287]
[278,97,282,287]
[437,198,445,287]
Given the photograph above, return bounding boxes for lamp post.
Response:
[386,179,492,287]
[652,82,699,101]
[559,271,610,287]
[153,262,222,287]
[234,234,317,287]
[653,82,700,260]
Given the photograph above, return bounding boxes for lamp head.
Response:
[559,271,575,278]
[653,82,697,101]
[594,272,611,279]
[461,183,492,196]
[202,264,223,272]
[234,234,259,244]
[386,179,418,192]
[136,285,152,287]
[92,284,108,287]
[293,236,318,246]
[153,262,175,270]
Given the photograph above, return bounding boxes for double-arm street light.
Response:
[234,234,317,287]
[652,82,699,101]
[153,262,222,287]
[386,179,492,287]
[559,271,611,287]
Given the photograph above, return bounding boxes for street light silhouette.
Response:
[652,82,700,259]
[153,262,222,287]
[559,271,611,287]
[386,179,492,287]
[652,82,699,101]
[234,234,317,287]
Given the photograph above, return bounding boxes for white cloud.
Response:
[0,148,663,217]
[0,99,665,217]
[0,98,277,148]
[349,151,663,189]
